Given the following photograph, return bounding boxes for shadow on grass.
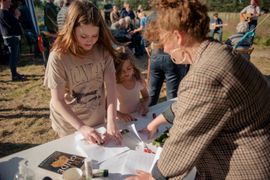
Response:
[0,142,39,158]
[19,54,46,67]
[0,113,49,120]
[0,107,49,112]
[0,98,11,102]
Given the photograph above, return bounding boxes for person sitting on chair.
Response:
[225,22,253,61]
[209,12,223,42]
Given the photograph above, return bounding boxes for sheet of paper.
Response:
[120,150,155,175]
[98,150,155,179]
[149,147,163,172]
[75,130,129,163]
[97,152,129,180]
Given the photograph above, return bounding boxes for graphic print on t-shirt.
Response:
[69,61,104,111]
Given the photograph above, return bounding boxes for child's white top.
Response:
[116,81,144,114]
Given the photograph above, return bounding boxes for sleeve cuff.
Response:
[162,105,175,124]
[151,161,167,180]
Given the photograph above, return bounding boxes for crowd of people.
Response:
[1,0,270,179]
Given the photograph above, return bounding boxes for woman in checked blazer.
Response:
[126,0,270,180]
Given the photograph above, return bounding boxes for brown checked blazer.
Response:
[153,41,270,180]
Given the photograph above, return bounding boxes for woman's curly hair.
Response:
[144,0,210,43]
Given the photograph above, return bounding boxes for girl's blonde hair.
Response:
[115,47,143,84]
[52,0,118,59]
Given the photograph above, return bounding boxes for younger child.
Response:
[115,47,149,121]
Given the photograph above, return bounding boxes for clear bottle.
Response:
[14,160,35,180]
[24,160,35,180]
[14,161,26,180]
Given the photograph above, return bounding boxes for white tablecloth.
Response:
[0,99,196,180]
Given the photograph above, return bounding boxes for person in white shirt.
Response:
[240,0,260,31]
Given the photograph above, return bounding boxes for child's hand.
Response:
[106,121,122,145]
[117,111,135,122]
[79,125,104,145]
[137,102,149,116]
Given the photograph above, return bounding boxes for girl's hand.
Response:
[137,102,149,116]
[106,121,122,145]
[79,125,104,145]
[117,111,135,122]
[139,121,159,139]
[125,170,154,180]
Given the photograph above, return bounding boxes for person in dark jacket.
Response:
[0,0,25,81]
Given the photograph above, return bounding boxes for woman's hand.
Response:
[78,125,104,144]
[117,111,135,122]
[125,170,154,180]
[137,102,149,116]
[106,121,122,145]
[139,121,159,139]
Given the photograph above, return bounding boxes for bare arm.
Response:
[51,87,83,130]
[137,82,150,116]
[51,87,103,144]
[104,58,122,143]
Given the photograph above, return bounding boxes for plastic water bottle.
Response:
[14,161,26,180]
[14,160,35,180]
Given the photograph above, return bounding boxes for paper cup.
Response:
[62,168,83,180]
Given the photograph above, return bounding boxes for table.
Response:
[0,99,196,180]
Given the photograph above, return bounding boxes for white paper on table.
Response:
[120,150,156,175]
[75,129,129,163]
[98,151,129,180]
[99,150,155,179]
[149,147,163,172]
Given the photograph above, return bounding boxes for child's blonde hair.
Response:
[115,47,143,84]
[52,0,118,59]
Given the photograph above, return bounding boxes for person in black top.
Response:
[44,0,58,34]
[103,0,112,26]
[0,0,25,81]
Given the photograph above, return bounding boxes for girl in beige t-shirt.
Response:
[44,0,121,145]
[115,47,149,121]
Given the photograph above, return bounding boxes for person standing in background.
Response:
[209,12,223,42]
[240,0,260,31]
[0,0,25,81]
[103,0,112,26]
[57,0,72,31]
[110,5,120,24]
[44,0,58,34]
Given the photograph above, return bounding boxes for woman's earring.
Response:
[169,48,192,64]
